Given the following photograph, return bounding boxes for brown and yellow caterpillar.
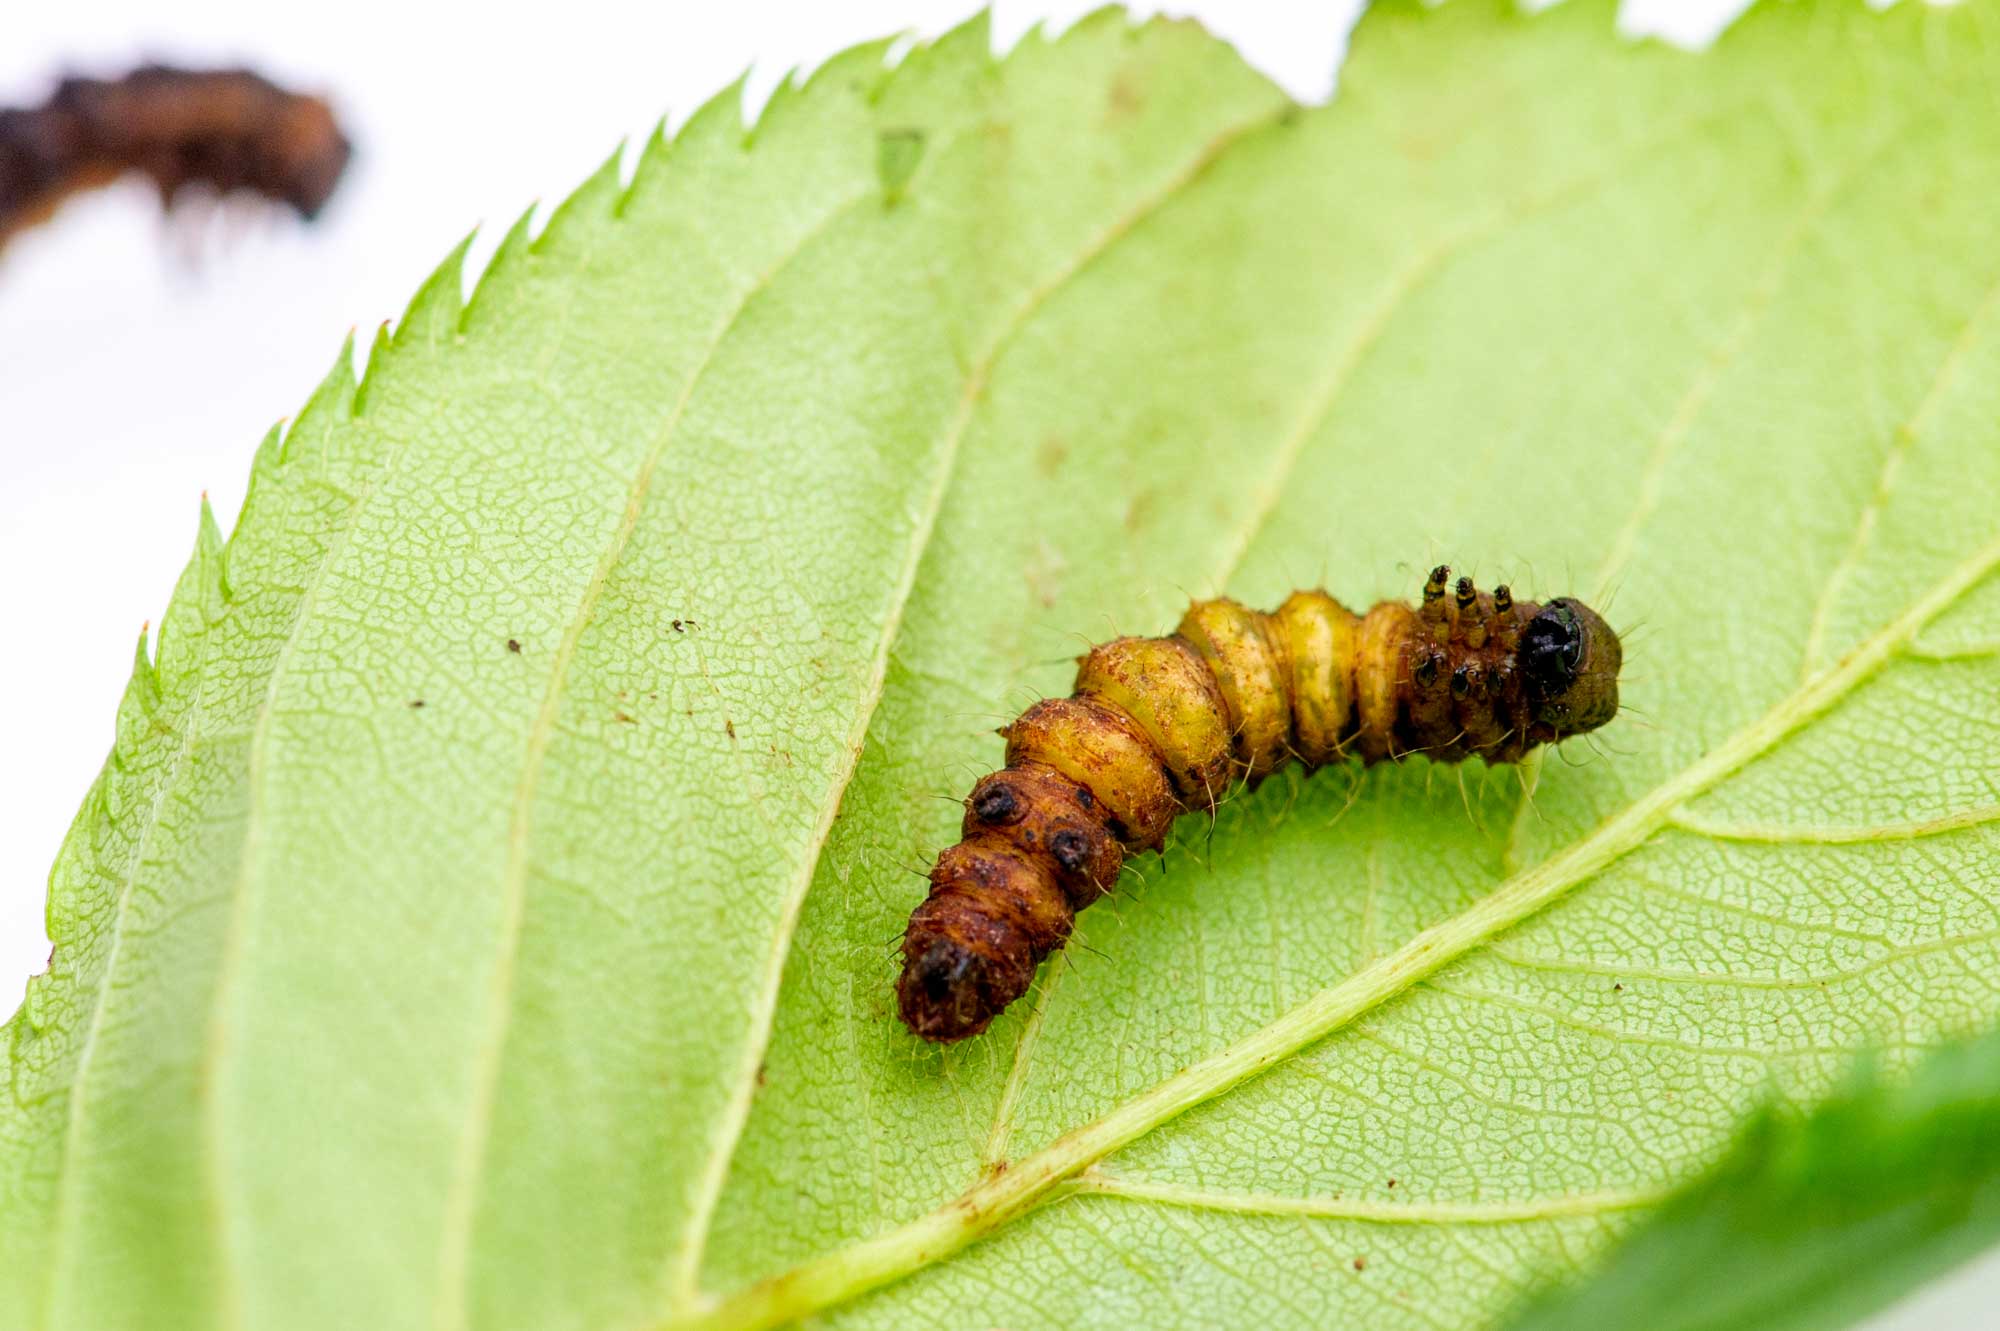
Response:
[0,65,350,248]
[897,565,1623,1042]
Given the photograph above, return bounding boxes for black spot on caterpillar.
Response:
[0,64,351,248]
[898,565,1623,1042]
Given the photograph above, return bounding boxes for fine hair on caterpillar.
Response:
[897,564,1623,1043]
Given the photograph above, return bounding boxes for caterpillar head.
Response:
[1520,597,1622,738]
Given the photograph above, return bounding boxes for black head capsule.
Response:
[1521,600,1585,695]
[1492,584,1513,613]
[1423,565,1450,604]
[1449,664,1471,698]
[1454,576,1477,612]
[1520,597,1623,735]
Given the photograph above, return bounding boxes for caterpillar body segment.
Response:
[897,567,1623,1042]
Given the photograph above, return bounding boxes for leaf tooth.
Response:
[798,34,900,103]
[350,321,397,417]
[1059,4,1133,44]
[750,66,803,145]
[392,227,479,353]
[18,936,65,1033]
[278,331,360,467]
[673,68,753,157]
[152,499,228,690]
[869,11,992,117]
[197,493,232,604]
[917,9,995,75]
[619,114,675,209]
[245,419,287,490]
[530,142,628,257]
[461,203,539,331]
[117,622,163,725]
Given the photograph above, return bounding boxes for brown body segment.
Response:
[897,564,1624,1042]
[1002,696,1179,851]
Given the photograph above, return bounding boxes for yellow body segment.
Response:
[1272,590,1360,768]
[1173,598,1292,779]
[1074,636,1234,802]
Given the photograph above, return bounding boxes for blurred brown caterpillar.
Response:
[0,64,351,247]
[898,565,1623,1042]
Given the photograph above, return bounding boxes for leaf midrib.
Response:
[664,529,2000,1331]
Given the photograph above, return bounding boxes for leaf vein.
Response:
[672,98,1298,1307]
[429,177,885,1327]
[665,521,2000,1331]
[43,608,221,1330]
[1799,263,2000,679]
[1668,802,2000,845]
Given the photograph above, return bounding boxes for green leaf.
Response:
[5,3,2000,1329]
[1506,1027,2000,1331]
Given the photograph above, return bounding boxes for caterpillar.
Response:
[897,565,1623,1042]
[0,65,350,248]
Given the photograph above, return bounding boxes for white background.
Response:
[0,2,1988,1325]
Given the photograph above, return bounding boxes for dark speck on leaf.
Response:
[725,719,736,739]
[408,700,424,709]
[506,638,521,653]
[1353,1257,1367,1272]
